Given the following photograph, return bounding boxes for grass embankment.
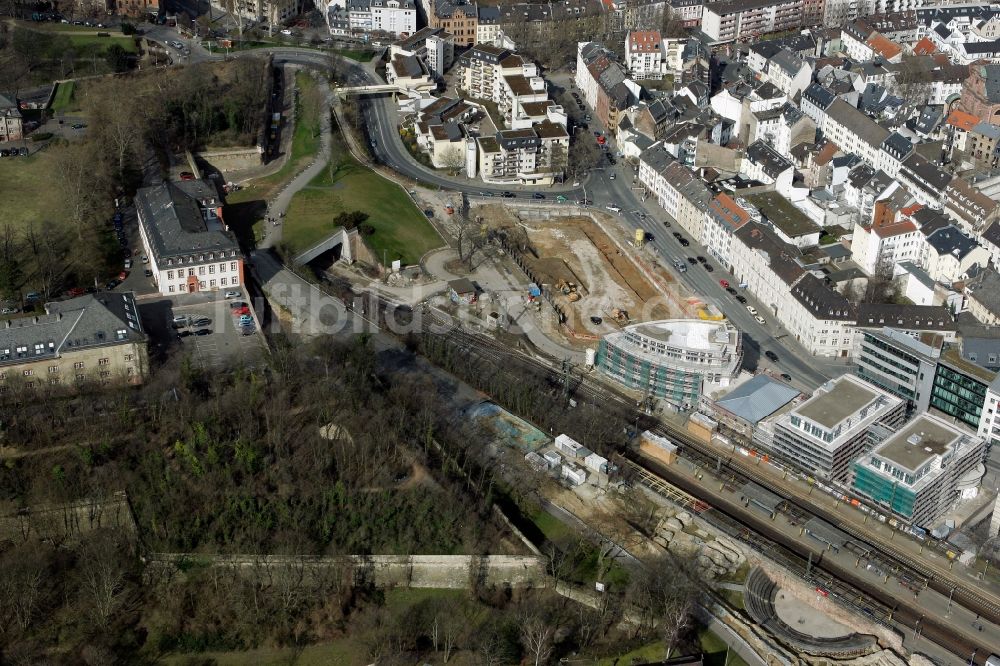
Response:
[0,149,67,233]
[595,629,750,666]
[282,117,442,267]
[50,81,76,112]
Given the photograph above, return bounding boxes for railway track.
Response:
[363,291,1000,660]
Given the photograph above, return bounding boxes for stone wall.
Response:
[0,492,137,544]
[147,553,547,589]
[196,147,264,174]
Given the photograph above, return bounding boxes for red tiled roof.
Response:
[912,37,936,56]
[815,141,840,166]
[947,109,979,132]
[628,30,662,54]
[867,34,902,60]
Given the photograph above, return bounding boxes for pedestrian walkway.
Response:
[260,75,334,250]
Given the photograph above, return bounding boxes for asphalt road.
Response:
[135,26,847,391]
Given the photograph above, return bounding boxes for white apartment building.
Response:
[823,98,890,168]
[851,215,922,276]
[625,30,664,80]
[768,374,906,482]
[390,27,455,77]
[135,181,244,296]
[475,122,568,185]
[703,193,752,269]
[334,0,416,36]
[637,143,713,242]
[700,0,804,43]
[458,45,548,124]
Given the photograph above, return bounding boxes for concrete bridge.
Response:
[292,228,354,267]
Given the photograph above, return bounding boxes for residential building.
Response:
[703,192,752,269]
[896,153,952,209]
[669,0,704,25]
[822,98,891,168]
[744,191,821,249]
[637,145,713,242]
[576,42,642,138]
[850,201,921,276]
[965,268,1000,327]
[0,292,148,393]
[918,223,988,284]
[852,413,986,527]
[390,27,455,77]
[457,45,548,125]
[386,53,437,92]
[0,94,23,142]
[427,0,478,46]
[596,319,743,408]
[800,82,837,130]
[854,327,942,416]
[764,48,813,98]
[742,139,796,198]
[135,181,244,296]
[967,122,1000,170]
[945,178,1000,235]
[978,374,1000,452]
[625,30,664,80]
[476,5,502,45]
[700,0,804,43]
[413,96,480,169]
[333,0,416,36]
[786,273,856,358]
[768,374,905,482]
[475,121,568,184]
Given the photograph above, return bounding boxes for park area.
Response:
[0,149,66,232]
[3,22,139,85]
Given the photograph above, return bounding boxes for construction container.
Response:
[585,452,608,474]
[561,464,588,486]
[639,430,678,465]
[555,434,584,457]
[542,450,562,468]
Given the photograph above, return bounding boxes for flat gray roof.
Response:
[875,415,963,472]
[796,378,878,430]
[804,517,849,549]
[741,482,784,512]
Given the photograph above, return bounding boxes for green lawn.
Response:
[64,33,138,52]
[205,39,374,61]
[593,629,748,666]
[0,148,67,233]
[528,505,574,542]
[50,81,76,112]
[283,133,442,267]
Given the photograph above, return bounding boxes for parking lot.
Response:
[139,290,265,368]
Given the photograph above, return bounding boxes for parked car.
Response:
[124,259,132,269]
[105,279,120,290]
[780,373,792,382]
[177,330,193,338]
[194,328,212,336]
[531,192,545,199]
[231,306,250,315]
[66,287,86,297]
[746,305,758,315]
[609,173,616,180]
[590,316,603,325]
[1,307,18,315]
[765,350,779,362]
[678,238,690,247]
[238,314,253,326]
[686,257,697,265]
[501,191,516,198]
[696,256,706,263]
[224,290,241,299]
[71,123,86,130]
[179,171,195,181]
[719,279,729,289]
[703,264,714,272]
[754,315,766,325]
[172,315,189,325]
[141,255,149,264]
[144,269,153,278]
[606,204,622,213]
[118,271,128,281]
[191,316,211,327]
[735,295,747,304]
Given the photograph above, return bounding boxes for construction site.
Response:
[475,205,699,345]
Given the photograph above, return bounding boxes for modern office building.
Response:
[768,374,906,482]
[854,327,943,416]
[852,413,986,527]
[596,319,742,408]
[930,348,994,432]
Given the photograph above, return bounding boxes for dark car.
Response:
[177,330,193,338]
[105,279,120,290]
[144,269,153,278]
[672,232,683,239]
[194,328,212,336]
[704,264,714,272]
[71,123,86,130]
[590,316,603,325]
[726,287,737,295]
[765,350,779,362]
[696,256,706,263]
[687,257,698,265]
[423,209,434,217]
[679,238,690,247]
[780,373,792,382]
[501,191,516,198]
[531,192,545,199]
[736,295,747,304]
[663,220,671,227]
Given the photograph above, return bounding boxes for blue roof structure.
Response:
[715,374,799,424]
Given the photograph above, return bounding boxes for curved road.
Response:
[166,35,844,390]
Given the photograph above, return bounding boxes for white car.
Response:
[124,258,132,269]
[606,204,622,214]
[141,255,149,264]
[224,290,241,299]
[609,173,616,180]
[754,315,766,325]
[1,307,18,315]
[746,305,758,315]
[280,28,293,35]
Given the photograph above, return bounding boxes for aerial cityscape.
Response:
[4,0,1000,662]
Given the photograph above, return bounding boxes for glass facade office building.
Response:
[931,355,990,431]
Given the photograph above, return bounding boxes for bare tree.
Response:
[520,613,555,666]
[76,531,134,629]
[440,145,465,176]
